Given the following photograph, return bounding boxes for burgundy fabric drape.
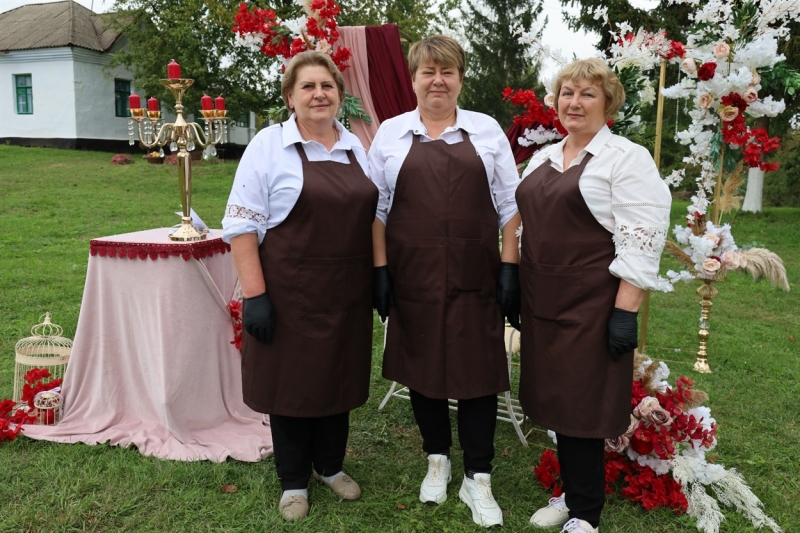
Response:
[505,122,537,165]
[365,24,416,123]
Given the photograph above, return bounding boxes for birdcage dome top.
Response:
[15,312,73,353]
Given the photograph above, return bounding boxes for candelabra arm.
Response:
[187,122,210,148]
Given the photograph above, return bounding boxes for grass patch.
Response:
[0,145,798,532]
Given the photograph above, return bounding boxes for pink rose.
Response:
[713,42,731,58]
[743,88,758,103]
[544,93,555,108]
[681,57,697,75]
[701,257,722,275]
[703,233,720,246]
[750,68,761,86]
[645,406,673,427]
[624,414,638,437]
[721,250,742,270]
[718,105,739,122]
[634,396,660,418]
[697,93,714,109]
[605,435,631,453]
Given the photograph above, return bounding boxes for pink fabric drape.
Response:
[338,26,380,151]
[365,24,416,123]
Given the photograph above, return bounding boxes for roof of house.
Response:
[0,0,122,53]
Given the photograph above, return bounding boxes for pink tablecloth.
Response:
[24,228,272,462]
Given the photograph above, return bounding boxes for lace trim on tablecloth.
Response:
[90,238,231,261]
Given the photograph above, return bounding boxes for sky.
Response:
[1,0,658,82]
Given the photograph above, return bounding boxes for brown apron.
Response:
[516,153,633,439]
[383,132,509,400]
[241,142,378,417]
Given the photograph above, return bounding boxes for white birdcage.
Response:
[13,313,72,405]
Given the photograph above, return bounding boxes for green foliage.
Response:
[341,93,373,129]
[760,61,800,97]
[107,0,281,121]
[338,0,451,43]
[458,0,545,129]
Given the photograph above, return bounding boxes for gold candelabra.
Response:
[694,270,726,373]
[128,78,228,241]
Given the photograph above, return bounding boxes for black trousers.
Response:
[409,389,497,474]
[556,433,605,528]
[270,412,350,491]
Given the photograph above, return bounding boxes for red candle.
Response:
[215,95,226,110]
[167,59,181,79]
[147,97,159,111]
[128,93,141,109]
[201,94,213,110]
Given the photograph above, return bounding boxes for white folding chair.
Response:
[377,319,529,446]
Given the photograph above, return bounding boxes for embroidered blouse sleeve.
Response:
[222,134,271,244]
[608,143,672,290]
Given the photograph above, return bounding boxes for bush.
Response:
[110,154,133,165]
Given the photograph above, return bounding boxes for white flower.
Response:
[315,39,331,53]
[543,93,555,108]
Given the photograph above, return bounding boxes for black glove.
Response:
[607,307,638,361]
[373,266,395,322]
[496,262,521,331]
[243,292,275,344]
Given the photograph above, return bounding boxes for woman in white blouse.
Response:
[369,35,520,528]
[516,58,671,533]
[222,51,377,521]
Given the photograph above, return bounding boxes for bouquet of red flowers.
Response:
[0,368,63,442]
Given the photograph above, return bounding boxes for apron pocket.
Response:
[296,257,347,315]
[394,238,446,303]
[527,261,583,323]
[448,238,484,292]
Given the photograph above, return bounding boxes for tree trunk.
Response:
[742,116,770,213]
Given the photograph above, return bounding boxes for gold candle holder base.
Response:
[169,217,207,242]
[694,271,726,373]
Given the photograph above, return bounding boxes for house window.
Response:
[115,79,131,117]
[15,74,33,114]
[234,112,249,128]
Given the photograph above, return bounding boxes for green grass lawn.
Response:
[0,145,798,532]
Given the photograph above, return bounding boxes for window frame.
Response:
[15,74,33,115]
[114,78,132,118]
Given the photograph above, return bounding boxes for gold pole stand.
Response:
[694,279,718,373]
[638,60,667,353]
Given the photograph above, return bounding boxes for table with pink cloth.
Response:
[23,228,273,462]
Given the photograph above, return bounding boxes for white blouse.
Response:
[521,126,671,291]
[368,108,520,229]
[222,114,369,244]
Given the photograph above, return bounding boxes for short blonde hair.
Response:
[553,58,625,120]
[407,35,466,80]
[281,51,345,110]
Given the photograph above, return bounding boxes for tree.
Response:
[458,0,546,129]
[108,0,283,123]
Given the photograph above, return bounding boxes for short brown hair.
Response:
[281,51,345,110]
[553,58,626,120]
[407,35,466,80]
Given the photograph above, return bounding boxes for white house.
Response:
[0,0,255,152]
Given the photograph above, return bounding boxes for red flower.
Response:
[534,449,563,496]
[697,62,717,81]
[668,41,686,59]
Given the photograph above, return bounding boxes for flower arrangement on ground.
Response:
[534,354,783,532]
[0,368,63,443]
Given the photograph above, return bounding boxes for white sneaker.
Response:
[530,493,570,528]
[458,474,503,527]
[419,454,451,505]
[561,518,598,533]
